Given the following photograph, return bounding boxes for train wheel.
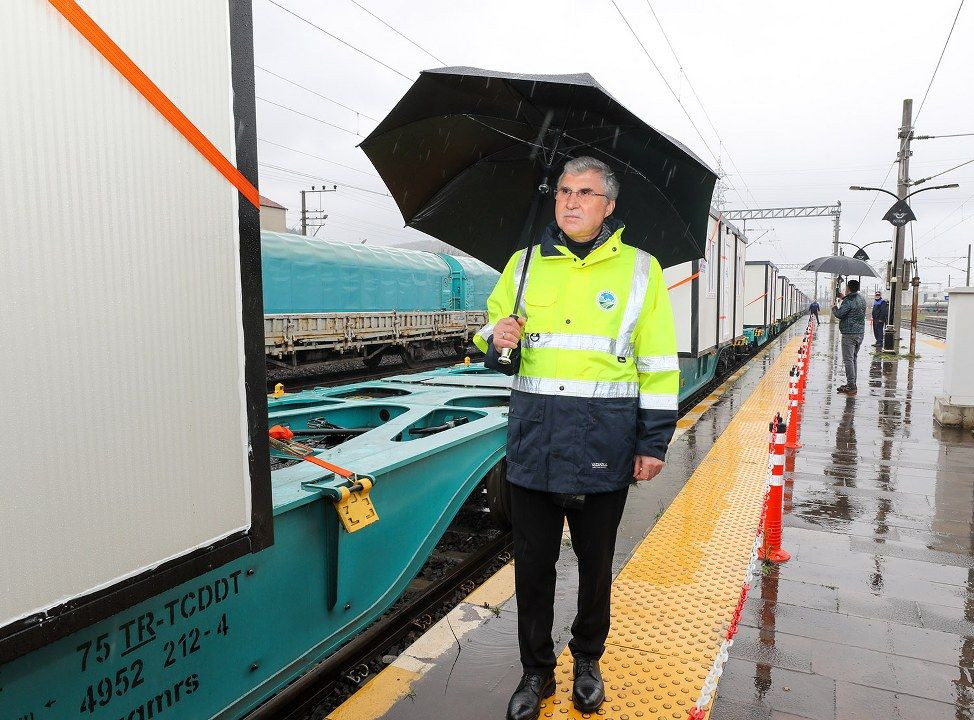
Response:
[485,459,511,530]
[454,340,469,359]
[363,352,383,370]
[401,344,423,368]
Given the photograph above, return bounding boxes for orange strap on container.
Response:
[745,292,768,307]
[299,454,356,479]
[47,0,260,209]
[667,272,701,291]
[269,425,356,479]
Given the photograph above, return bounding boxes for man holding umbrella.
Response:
[833,279,867,395]
[474,157,679,719]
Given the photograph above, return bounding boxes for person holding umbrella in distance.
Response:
[474,157,679,719]
[833,279,868,395]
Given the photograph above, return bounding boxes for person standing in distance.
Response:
[809,299,820,324]
[473,157,679,720]
[833,279,867,396]
[871,290,889,348]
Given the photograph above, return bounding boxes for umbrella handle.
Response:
[499,238,535,366]
[498,313,520,366]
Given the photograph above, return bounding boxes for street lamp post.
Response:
[849,182,959,352]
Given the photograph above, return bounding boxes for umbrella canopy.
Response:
[360,67,717,271]
[802,255,879,277]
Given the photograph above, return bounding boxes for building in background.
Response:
[259,195,287,232]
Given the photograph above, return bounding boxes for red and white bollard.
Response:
[759,414,790,563]
[784,370,802,450]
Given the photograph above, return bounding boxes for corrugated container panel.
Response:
[261,231,451,312]
[0,1,251,629]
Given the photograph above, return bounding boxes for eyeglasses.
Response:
[555,186,609,201]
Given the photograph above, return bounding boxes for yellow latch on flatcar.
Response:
[333,477,379,533]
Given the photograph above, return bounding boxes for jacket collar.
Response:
[538,217,626,265]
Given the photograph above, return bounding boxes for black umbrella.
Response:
[360,67,717,272]
[802,255,879,277]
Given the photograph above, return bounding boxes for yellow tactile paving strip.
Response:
[541,337,800,720]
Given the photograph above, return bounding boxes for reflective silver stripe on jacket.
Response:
[635,355,680,373]
[639,393,679,410]
[614,250,652,357]
[512,376,639,398]
[476,322,495,340]
[522,332,618,354]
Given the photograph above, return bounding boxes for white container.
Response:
[943,287,974,405]
[663,212,747,356]
[0,1,268,649]
[744,261,778,328]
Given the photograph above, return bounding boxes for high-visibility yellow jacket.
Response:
[473,219,679,493]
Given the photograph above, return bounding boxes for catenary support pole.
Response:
[909,265,920,356]
[884,99,913,352]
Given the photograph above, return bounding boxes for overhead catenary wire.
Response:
[257,96,362,136]
[258,137,381,178]
[640,0,758,210]
[608,1,719,169]
[911,156,974,186]
[256,65,380,122]
[345,0,446,65]
[852,0,965,243]
[264,0,412,81]
[258,162,391,197]
[914,0,966,125]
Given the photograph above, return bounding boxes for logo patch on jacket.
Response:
[596,290,617,311]
[591,462,609,470]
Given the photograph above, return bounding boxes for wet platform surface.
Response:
[327,323,973,720]
[712,326,974,720]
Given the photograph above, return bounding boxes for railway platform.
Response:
[325,322,972,720]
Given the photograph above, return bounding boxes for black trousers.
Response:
[509,482,629,673]
[873,319,884,345]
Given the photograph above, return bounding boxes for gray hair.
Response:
[558,156,619,201]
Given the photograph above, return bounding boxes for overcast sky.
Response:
[252,0,974,296]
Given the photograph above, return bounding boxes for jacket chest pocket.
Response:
[506,393,545,471]
[522,285,559,329]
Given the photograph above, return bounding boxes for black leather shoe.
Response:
[572,655,604,712]
[506,672,555,720]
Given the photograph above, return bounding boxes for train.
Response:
[1,5,810,720]
[743,260,809,347]
[662,215,809,398]
[262,231,500,369]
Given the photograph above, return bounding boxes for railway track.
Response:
[917,317,947,340]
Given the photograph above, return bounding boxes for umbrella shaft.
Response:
[500,170,553,366]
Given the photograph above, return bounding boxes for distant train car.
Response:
[261,232,499,368]
[743,260,779,345]
[663,212,748,398]
[776,275,792,326]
